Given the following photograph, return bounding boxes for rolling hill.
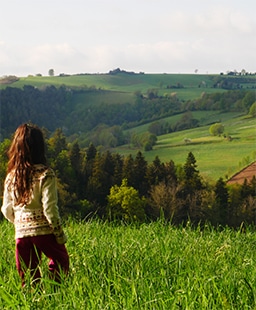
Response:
[1,71,256,101]
[0,71,255,182]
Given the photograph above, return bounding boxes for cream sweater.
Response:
[1,164,67,244]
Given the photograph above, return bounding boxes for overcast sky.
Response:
[1,0,255,76]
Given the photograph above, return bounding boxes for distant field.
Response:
[2,72,254,101]
[115,114,256,182]
[124,111,243,135]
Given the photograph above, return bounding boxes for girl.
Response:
[1,123,69,286]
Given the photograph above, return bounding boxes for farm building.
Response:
[227,162,256,185]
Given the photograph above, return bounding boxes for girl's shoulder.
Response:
[32,165,55,179]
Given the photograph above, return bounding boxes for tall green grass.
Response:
[1,219,256,309]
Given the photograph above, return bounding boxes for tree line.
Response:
[0,129,255,227]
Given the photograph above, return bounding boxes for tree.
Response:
[165,160,178,186]
[182,152,202,193]
[147,156,166,186]
[214,178,229,225]
[249,102,256,117]
[109,125,125,146]
[112,153,123,186]
[148,121,163,135]
[107,179,146,222]
[47,128,67,159]
[176,152,204,223]
[143,132,157,151]
[149,182,182,221]
[147,133,157,150]
[69,141,84,198]
[242,91,255,112]
[122,154,135,185]
[133,151,148,195]
[48,69,55,76]
[69,141,82,173]
[0,139,10,197]
[183,152,199,181]
[82,143,97,192]
[147,89,158,99]
[86,152,114,208]
[175,111,199,131]
[53,149,78,212]
[86,143,97,161]
[209,123,224,136]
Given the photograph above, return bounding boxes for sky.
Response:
[0,0,255,76]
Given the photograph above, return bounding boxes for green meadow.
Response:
[116,113,256,182]
[1,219,256,309]
[1,73,229,101]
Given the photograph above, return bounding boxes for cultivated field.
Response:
[1,219,256,309]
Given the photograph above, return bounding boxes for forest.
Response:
[0,130,255,227]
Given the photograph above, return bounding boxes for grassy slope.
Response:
[3,72,255,103]
[1,73,227,101]
[116,114,256,182]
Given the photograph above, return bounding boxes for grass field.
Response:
[116,114,256,182]
[0,73,242,101]
[1,219,256,309]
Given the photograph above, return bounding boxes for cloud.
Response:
[0,2,255,76]
[29,44,78,69]
[229,10,254,33]
[0,43,84,76]
[0,36,254,77]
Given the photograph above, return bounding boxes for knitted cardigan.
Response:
[1,164,67,244]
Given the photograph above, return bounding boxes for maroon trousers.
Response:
[16,234,69,286]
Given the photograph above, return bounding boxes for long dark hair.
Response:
[7,123,47,205]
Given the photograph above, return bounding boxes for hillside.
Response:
[114,114,256,182]
[1,71,256,101]
[0,72,255,182]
